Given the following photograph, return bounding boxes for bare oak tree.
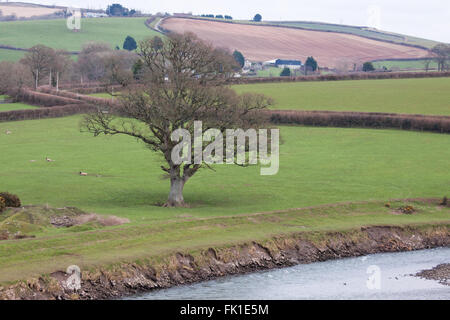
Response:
[51,50,73,91]
[431,44,450,72]
[75,42,112,83]
[20,45,55,89]
[82,33,273,207]
[0,61,32,98]
[102,50,137,97]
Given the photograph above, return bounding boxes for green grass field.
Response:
[88,92,117,98]
[0,102,37,112]
[234,77,450,115]
[0,115,449,282]
[256,67,282,77]
[0,17,159,52]
[1,116,449,219]
[0,199,448,284]
[0,49,25,62]
[373,59,438,71]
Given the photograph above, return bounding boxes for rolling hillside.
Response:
[264,21,439,49]
[0,17,159,53]
[192,17,440,49]
[161,18,432,68]
[0,2,64,18]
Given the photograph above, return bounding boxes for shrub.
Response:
[0,196,5,213]
[399,205,415,214]
[280,67,291,77]
[0,104,95,122]
[440,196,448,206]
[265,110,450,134]
[0,192,21,207]
[363,62,375,72]
[228,71,450,85]
[17,89,81,107]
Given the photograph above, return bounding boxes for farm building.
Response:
[275,59,302,69]
[84,12,108,18]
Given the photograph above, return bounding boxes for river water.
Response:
[128,247,449,300]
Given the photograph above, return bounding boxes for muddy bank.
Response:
[0,224,448,300]
[415,263,450,286]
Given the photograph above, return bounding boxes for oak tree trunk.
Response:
[166,177,185,207]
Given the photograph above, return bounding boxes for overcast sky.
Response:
[18,0,450,42]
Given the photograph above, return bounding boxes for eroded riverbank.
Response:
[0,223,448,300]
[128,247,450,300]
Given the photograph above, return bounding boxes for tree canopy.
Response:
[123,36,138,51]
[82,33,273,207]
[253,14,262,22]
[362,61,375,72]
[431,44,450,72]
[106,3,136,16]
[233,50,245,68]
[305,57,318,71]
[280,67,291,77]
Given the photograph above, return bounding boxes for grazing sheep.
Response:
[79,172,88,176]
[5,130,11,135]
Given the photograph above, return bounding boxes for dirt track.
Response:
[161,18,431,68]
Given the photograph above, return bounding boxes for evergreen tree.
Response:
[233,50,245,68]
[123,36,137,51]
[362,62,375,72]
[253,14,262,22]
[280,67,291,76]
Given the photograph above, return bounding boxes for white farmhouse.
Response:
[275,59,302,70]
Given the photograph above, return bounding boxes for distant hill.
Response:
[0,17,159,58]
[0,2,65,18]
[161,17,433,68]
[235,20,440,50]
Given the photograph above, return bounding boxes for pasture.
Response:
[234,77,450,115]
[0,49,25,61]
[0,17,159,52]
[0,102,37,112]
[373,59,438,71]
[0,115,449,282]
[1,116,449,219]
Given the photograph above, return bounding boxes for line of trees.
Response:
[200,14,233,19]
[106,4,138,16]
[0,39,139,99]
[431,44,450,72]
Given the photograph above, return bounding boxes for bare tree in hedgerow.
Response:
[82,33,273,207]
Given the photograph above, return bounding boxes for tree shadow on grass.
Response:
[78,186,266,211]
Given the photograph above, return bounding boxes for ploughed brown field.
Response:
[161,18,431,68]
[0,4,62,18]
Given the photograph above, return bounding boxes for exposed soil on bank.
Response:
[0,223,448,300]
[415,263,450,286]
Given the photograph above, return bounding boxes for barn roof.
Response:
[275,59,302,66]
